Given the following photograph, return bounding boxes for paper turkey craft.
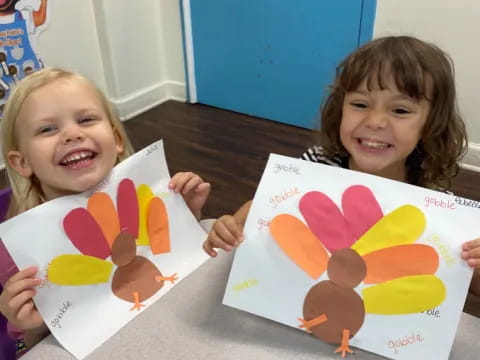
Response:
[48,178,177,311]
[270,185,445,357]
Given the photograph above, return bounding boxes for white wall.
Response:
[373,0,480,170]
[37,0,186,119]
[37,0,108,91]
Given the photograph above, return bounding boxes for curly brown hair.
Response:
[319,36,467,191]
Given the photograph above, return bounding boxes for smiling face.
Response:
[339,74,430,182]
[7,77,123,200]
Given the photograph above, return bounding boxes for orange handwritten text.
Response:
[269,187,300,208]
[38,271,50,289]
[388,333,423,354]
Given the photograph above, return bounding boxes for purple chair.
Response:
[0,187,11,223]
[0,187,16,360]
[1,309,16,360]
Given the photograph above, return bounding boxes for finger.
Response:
[467,258,480,268]
[172,172,194,193]
[195,182,211,195]
[222,216,244,242]
[4,277,41,299]
[16,300,34,322]
[208,231,233,251]
[181,176,203,195]
[214,220,240,246]
[203,240,218,257]
[8,289,36,316]
[16,303,44,330]
[169,172,186,190]
[4,266,39,287]
[463,238,480,251]
[464,247,480,261]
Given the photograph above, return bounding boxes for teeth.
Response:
[60,151,94,165]
[361,140,390,149]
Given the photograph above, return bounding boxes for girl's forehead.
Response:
[346,65,432,100]
[26,77,99,106]
[17,78,106,124]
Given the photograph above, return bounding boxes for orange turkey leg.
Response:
[130,291,146,311]
[334,329,354,358]
[155,273,178,284]
[298,314,328,332]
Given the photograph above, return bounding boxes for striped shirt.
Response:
[301,145,349,168]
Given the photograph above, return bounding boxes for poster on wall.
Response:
[0,0,50,115]
[0,140,210,359]
[223,153,478,359]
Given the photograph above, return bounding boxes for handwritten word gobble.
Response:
[424,196,456,209]
[269,187,301,208]
[421,307,440,318]
[274,163,300,175]
[38,273,50,289]
[388,333,423,354]
[50,301,72,329]
[233,278,259,294]
[257,218,271,230]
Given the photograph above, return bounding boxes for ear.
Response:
[7,150,33,178]
[113,129,124,155]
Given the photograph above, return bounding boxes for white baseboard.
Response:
[461,142,480,172]
[112,81,186,121]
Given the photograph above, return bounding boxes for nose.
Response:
[364,108,388,129]
[62,124,85,144]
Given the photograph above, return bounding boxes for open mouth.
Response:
[59,151,97,167]
[357,138,392,150]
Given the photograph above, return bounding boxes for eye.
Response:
[350,102,367,109]
[78,116,96,124]
[37,125,57,135]
[392,107,411,115]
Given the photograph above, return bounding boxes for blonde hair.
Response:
[319,36,467,191]
[1,67,135,217]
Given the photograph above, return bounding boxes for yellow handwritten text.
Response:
[233,278,259,293]
[426,234,457,267]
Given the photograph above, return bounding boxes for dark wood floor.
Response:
[1,100,480,219]
[122,100,480,218]
[123,101,318,218]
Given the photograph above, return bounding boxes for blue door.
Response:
[182,1,376,128]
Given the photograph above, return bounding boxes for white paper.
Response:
[1,140,209,359]
[223,153,477,360]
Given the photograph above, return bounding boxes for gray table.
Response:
[23,251,480,360]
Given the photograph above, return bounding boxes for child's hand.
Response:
[169,172,211,220]
[0,266,44,331]
[203,215,244,257]
[462,238,480,268]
